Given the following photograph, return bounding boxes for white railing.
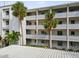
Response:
[26,11,79,20]
[26,25,37,29]
[3,15,9,19]
[38,15,45,20]
[26,15,36,20]
[69,36,79,42]
[2,25,9,29]
[26,24,79,29]
[26,35,66,41]
[55,12,67,18]
[26,24,67,29]
[37,24,67,29]
[69,24,79,29]
[26,35,79,41]
[37,12,67,19]
[69,11,79,17]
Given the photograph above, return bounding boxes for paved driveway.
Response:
[0,45,79,58]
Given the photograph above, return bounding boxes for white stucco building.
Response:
[0,2,79,50]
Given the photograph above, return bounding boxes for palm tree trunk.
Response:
[20,21,24,45]
[48,30,52,48]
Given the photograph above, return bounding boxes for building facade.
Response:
[0,2,79,50]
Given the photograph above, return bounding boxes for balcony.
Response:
[26,24,67,29]
[55,12,67,18]
[26,11,79,20]
[26,34,66,41]
[26,15,36,20]
[26,12,67,20]
[69,36,79,42]
[2,25,9,29]
[3,15,9,19]
[26,34,79,42]
[38,24,67,29]
[69,24,79,29]
[26,24,79,29]
[38,15,45,20]
[69,11,79,17]
[26,25,37,29]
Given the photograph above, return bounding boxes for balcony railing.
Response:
[3,15,9,19]
[26,15,36,20]
[69,36,79,42]
[69,24,79,29]
[26,25,37,29]
[26,34,67,41]
[26,24,79,29]
[26,34,79,41]
[2,25,9,29]
[26,11,79,20]
[38,24,67,29]
[69,11,79,17]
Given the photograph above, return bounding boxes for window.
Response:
[26,30,31,34]
[41,40,46,43]
[35,31,36,34]
[71,20,75,24]
[6,11,9,15]
[71,31,75,35]
[59,21,62,24]
[26,21,31,25]
[38,10,48,15]
[57,31,62,35]
[27,12,36,16]
[56,11,63,13]
[6,30,9,34]
[33,40,36,43]
[41,31,47,34]
[27,13,31,16]
[70,42,74,46]
[34,22,36,25]
[6,21,9,25]
[57,41,63,46]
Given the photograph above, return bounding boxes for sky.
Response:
[0,1,77,9]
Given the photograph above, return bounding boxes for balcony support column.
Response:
[36,10,39,45]
[66,6,69,50]
[49,30,52,48]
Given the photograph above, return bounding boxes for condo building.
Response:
[0,2,79,50]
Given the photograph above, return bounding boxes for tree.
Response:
[43,9,58,48]
[5,31,20,45]
[12,1,27,45]
[0,36,2,47]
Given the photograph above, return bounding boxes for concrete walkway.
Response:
[0,45,79,58]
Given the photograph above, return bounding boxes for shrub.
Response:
[68,49,74,51]
[75,50,79,52]
[62,48,66,50]
[52,47,57,49]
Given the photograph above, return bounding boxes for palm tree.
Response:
[12,1,27,45]
[0,36,2,47]
[5,31,20,45]
[43,9,58,48]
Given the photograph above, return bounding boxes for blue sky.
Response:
[0,1,77,9]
